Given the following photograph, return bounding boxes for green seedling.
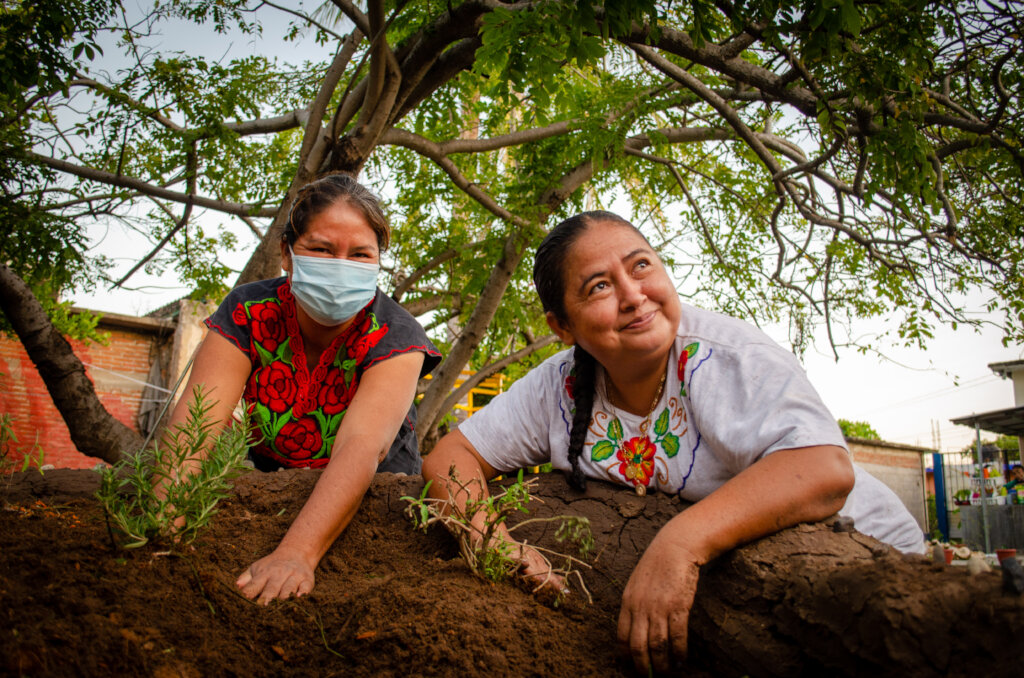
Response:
[403,468,594,602]
[96,386,252,549]
[0,413,46,477]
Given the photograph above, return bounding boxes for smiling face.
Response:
[280,199,380,273]
[545,220,680,370]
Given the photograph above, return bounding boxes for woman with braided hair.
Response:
[422,210,923,674]
[164,173,440,604]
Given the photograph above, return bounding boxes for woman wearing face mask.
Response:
[423,211,924,674]
[164,173,440,604]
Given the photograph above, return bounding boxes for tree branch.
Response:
[381,128,531,227]
[26,152,276,217]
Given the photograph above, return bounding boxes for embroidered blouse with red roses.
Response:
[205,277,441,468]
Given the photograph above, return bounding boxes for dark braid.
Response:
[566,346,597,490]
[533,210,638,491]
[282,172,391,252]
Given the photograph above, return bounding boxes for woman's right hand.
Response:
[617,534,701,674]
[512,539,566,595]
[236,547,316,605]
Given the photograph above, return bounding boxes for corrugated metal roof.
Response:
[988,360,1024,378]
[950,405,1024,437]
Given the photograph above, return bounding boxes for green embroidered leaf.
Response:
[254,341,276,366]
[653,408,669,436]
[607,418,623,442]
[270,410,292,439]
[591,440,616,461]
[342,358,356,373]
[254,403,274,438]
[662,433,680,458]
[255,402,272,424]
[685,342,699,358]
[324,411,344,436]
[280,339,293,365]
[312,409,329,431]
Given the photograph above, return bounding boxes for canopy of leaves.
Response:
[0,0,119,338]
[5,0,1023,435]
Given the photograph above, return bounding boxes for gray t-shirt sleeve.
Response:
[456,360,560,473]
[688,340,847,474]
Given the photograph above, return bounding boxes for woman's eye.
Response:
[587,281,609,296]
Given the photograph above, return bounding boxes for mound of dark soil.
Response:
[2,469,1020,677]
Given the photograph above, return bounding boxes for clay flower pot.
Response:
[996,548,1017,563]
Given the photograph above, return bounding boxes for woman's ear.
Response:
[280,240,292,275]
[545,312,575,346]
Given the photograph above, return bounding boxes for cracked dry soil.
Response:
[2,469,1020,677]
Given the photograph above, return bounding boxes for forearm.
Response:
[658,445,854,564]
[422,430,505,545]
[274,440,380,568]
[157,332,249,489]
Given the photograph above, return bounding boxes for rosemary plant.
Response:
[96,387,251,549]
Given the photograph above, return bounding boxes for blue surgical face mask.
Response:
[288,247,379,326]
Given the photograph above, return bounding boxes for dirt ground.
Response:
[2,468,1020,677]
[1,468,707,678]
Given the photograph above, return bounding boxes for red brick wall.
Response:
[0,328,158,470]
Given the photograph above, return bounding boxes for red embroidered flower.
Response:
[232,302,247,326]
[350,325,389,364]
[255,361,297,413]
[248,300,286,353]
[677,351,689,383]
[564,374,576,400]
[318,369,357,416]
[277,417,322,460]
[617,436,657,488]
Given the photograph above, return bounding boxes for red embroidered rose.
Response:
[349,325,389,365]
[248,300,286,353]
[232,302,247,326]
[276,417,322,460]
[564,374,576,400]
[255,361,297,413]
[677,351,688,382]
[318,369,357,416]
[617,436,657,488]
[242,376,257,402]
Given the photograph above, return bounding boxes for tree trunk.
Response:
[499,473,1022,676]
[414,231,532,447]
[0,263,143,464]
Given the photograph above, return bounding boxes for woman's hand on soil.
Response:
[516,542,566,595]
[236,549,315,605]
[617,537,701,674]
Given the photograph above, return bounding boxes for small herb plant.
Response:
[0,413,46,477]
[403,468,595,602]
[96,387,251,549]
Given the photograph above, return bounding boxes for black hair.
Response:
[282,172,390,252]
[532,210,641,490]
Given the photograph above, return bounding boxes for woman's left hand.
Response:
[236,548,316,605]
[617,534,701,674]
